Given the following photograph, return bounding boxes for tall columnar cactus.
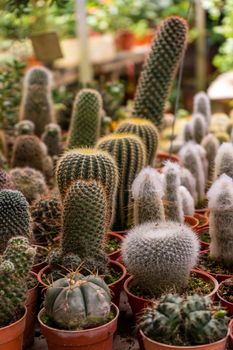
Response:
[214,142,233,180]
[56,148,118,225]
[192,113,207,144]
[0,190,31,253]
[133,16,188,128]
[201,134,220,183]
[20,66,55,136]
[115,118,159,165]
[162,161,184,223]
[207,174,233,266]
[122,221,199,295]
[179,143,205,205]
[96,133,147,230]
[194,144,208,183]
[67,89,102,149]
[182,121,193,142]
[180,168,197,203]
[9,167,48,204]
[42,123,62,157]
[14,120,35,136]
[193,91,211,125]
[0,236,36,327]
[132,167,165,225]
[61,179,109,273]
[179,185,195,216]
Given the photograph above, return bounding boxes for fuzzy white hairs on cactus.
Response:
[207,174,233,266]
[193,144,208,183]
[180,168,197,203]
[179,185,195,216]
[191,113,207,144]
[132,167,165,224]
[214,142,233,180]
[182,121,193,142]
[193,91,211,125]
[201,134,220,182]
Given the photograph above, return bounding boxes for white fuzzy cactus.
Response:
[162,161,184,223]
[201,134,219,183]
[193,91,211,125]
[122,221,200,294]
[193,144,208,183]
[214,142,233,180]
[180,168,197,204]
[191,113,207,144]
[207,174,233,266]
[179,185,195,216]
[132,167,165,225]
[182,121,193,142]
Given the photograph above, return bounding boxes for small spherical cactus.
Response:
[41,123,62,157]
[14,120,35,136]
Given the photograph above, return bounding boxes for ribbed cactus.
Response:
[41,123,62,157]
[179,185,195,216]
[162,161,184,223]
[182,121,193,142]
[0,190,31,253]
[132,167,165,225]
[97,133,147,230]
[201,134,219,183]
[133,16,188,128]
[193,91,211,125]
[115,118,159,165]
[67,89,102,149]
[180,167,197,203]
[14,120,35,136]
[0,236,36,327]
[180,143,205,205]
[44,273,111,329]
[0,169,15,191]
[140,294,229,346]
[192,113,207,144]
[207,174,233,266]
[122,221,199,295]
[56,148,118,225]
[214,142,233,180]
[9,167,48,203]
[20,66,55,136]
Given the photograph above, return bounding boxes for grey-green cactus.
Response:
[132,167,165,225]
[14,120,35,136]
[41,123,62,157]
[201,134,220,184]
[214,142,233,180]
[179,185,195,216]
[182,121,193,142]
[193,91,211,125]
[194,144,208,184]
[67,89,102,149]
[20,66,55,136]
[192,113,207,144]
[96,133,147,230]
[122,221,199,295]
[133,16,188,128]
[180,167,197,204]
[115,118,159,165]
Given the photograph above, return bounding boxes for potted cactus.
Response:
[139,294,229,350]
[38,272,119,350]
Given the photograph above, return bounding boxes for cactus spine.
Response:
[67,89,102,149]
[42,123,62,157]
[193,91,211,125]
[115,118,159,165]
[192,113,207,144]
[133,16,188,128]
[179,185,195,216]
[132,167,165,225]
[214,142,233,180]
[96,133,147,230]
[20,66,55,136]
[122,221,199,295]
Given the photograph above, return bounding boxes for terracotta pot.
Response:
[23,272,39,348]
[199,251,233,283]
[155,151,180,166]
[107,232,123,261]
[110,230,127,237]
[195,209,209,217]
[124,269,218,322]
[184,215,199,231]
[0,307,27,350]
[139,329,227,350]
[38,303,119,350]
[115,29,135,51]
[32,245,48,274]
[195,227,210,251]
[194,213,209,229]
[217,279,233,315]
[228,319,233,348]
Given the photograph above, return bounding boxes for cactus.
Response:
[192,113,207,144]
[140,294,229,346]
[0,190,31,253]
[182,121,193,142]
[56,148,118,225]
[193,91,211,125]
[122,221,199,295]
[162,161,184,223]
[0,236,36,327]
[20,66,55,136]
[214,142,233,180]
[41,123,62,157]
[207,174,233,266]
[133,16,188,128]
[0,169,15,191]
[96,133,147,230]
[194,144,208,184]
[215,131,230,143]
[14,120,35,135]
[180,168,197,203]
[201,134,220,183]
[9,167,48,203]
[132,167,165,225]
[31,196,62,245]
[67,89,102,149]
[179,185,195,216]
[44,273,111,329]
[115,118,159,165]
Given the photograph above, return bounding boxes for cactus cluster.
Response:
[122,221,199,295]
[193,91,211,125]
[133,16,188,128]
[214,142,233,180]
[42,123,62,157]
[14,120,35,136]
[140,294,229,346]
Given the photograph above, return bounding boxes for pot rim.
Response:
[0,306,27,331]
[38,302,119,334]
[199,251,233,280]
[194,214,209,229]
[217,278,233,304]
[184,215,199,230]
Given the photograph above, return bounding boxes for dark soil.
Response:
[218,279,233,303]
[199,252,233,276]
[106,237,121,254]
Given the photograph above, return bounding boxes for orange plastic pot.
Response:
[38,303,119,350]
[0,307,27,350]
[184,215,199,231]
[156,151,180,166]
[139,329,227,350]
[107,232,123,261]
[194,214,209,230]
[195,209,209,217]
